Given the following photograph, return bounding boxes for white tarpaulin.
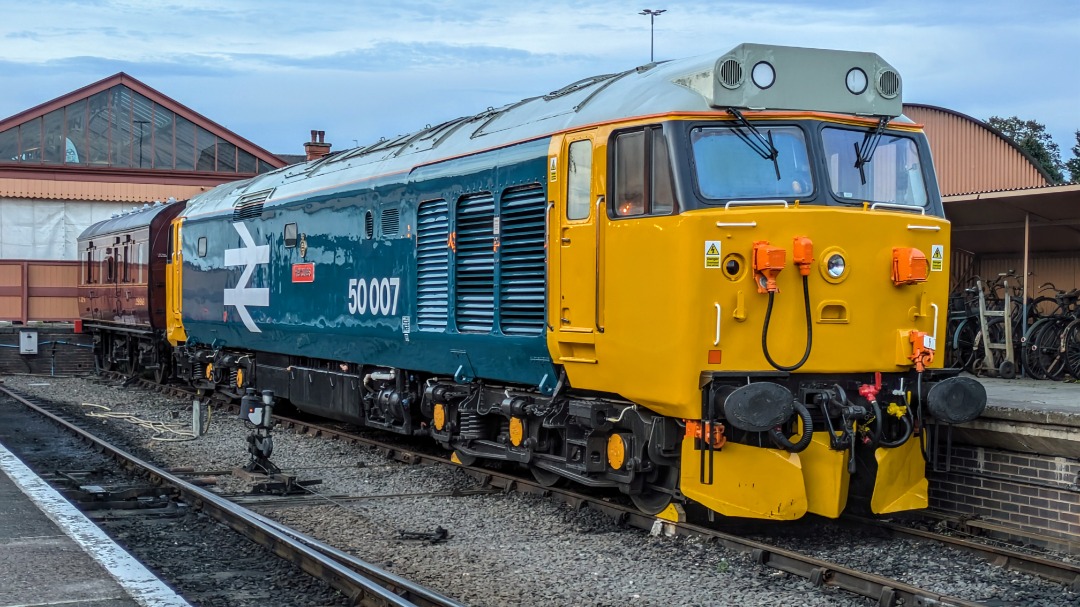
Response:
[0,198,129,260]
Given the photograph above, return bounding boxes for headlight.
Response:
[751,61,775,89]
[845,67,867,95]
[827,253,846,278]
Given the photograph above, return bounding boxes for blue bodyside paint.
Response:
[181,138,556,391]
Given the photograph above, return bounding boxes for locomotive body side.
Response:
[174,140,557,421]
[161,43,986,520]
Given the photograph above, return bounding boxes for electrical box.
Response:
[19,329,38,355]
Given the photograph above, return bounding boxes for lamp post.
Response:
[639,8,666,63]
[134,119,149,168]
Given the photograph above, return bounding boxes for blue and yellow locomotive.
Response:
[149,43,987,520]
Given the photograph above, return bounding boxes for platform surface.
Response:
[0,441,190,607]
[978,375,1080,425]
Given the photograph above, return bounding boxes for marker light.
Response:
[752,61,775,89]
[846,68,868,95]
[827,253,846,278]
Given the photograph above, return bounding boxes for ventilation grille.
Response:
[718,58,743,89]
[454,192,495,333]
[381,207,400,236]
[416,199,449,332]
[233,189,273,221]
[877,70,901,99]
[364,211,374,239]
[498,184,546,336]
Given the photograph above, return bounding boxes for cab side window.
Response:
[613,126,677,217]
[567,140,592,220]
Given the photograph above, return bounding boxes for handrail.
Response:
[716,221,758,228]
[869,202,926,215]
[594,195,606,333]
[714,303,722,346]
[724,199,789,210]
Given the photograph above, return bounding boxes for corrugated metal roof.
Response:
[903,104,1050,197]
[0,178,208,202]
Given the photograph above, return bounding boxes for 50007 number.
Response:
[347,277,401,316]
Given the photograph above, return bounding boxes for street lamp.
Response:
[639,8,666,63]
[134,119,149,168]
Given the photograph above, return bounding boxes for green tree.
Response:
[1065,130,1080,184]
[987,116,1065,184]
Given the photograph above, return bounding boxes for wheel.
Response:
[1021,320,1050,380]
[452,450,477,466]
[630,464,679,515]
[951,319,978,373]
[101,335,116,372]
[123,340,137,376]
[152,355,170,384]
[998,360,1016,379]
[530,465,566,488]
[1061,320,1080,379]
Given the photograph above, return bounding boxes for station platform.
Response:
[0,441,190,607]
[960,375,1080,457]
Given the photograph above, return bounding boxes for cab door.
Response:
[550,131,602,363]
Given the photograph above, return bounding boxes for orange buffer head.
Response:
[792,236,814,277]
[892,247,929,286]
[753,240,786,293]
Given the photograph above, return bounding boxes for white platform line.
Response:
[0,442,191,607]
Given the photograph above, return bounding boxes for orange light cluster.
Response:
[892,247,928,286]
[752,241,786,293]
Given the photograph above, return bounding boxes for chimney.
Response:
[304,130,331,161]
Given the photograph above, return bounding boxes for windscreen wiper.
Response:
[728,108,781,180]
[853,116,889,184]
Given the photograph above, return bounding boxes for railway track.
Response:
[89,372,1080,604]
[0,382,465,607]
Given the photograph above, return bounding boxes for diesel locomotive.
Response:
[79,43,987,520]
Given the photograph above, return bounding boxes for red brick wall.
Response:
[929,445,1080,546]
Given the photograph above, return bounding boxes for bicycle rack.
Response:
[976,279,1016,378]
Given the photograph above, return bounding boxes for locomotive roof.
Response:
[78,199,182,242]
[184,43,903,218]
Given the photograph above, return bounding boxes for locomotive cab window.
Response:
[197,236,207,257]
[284,223,298,248]
[821,127,928,207]
[691,125,812,201]
[613,126,676,217]
[566,140,592,220]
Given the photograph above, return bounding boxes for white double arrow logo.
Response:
[223,223,269,333]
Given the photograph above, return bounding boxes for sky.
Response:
[1,0,1077,166]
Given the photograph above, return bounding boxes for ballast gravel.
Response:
[4,374,1078,607]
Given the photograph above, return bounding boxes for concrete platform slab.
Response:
[0,442,190,607]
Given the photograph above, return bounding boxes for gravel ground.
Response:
[4,373,1078,607]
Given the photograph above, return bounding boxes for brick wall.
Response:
[0,326,95,376]
[929,444,1080,547]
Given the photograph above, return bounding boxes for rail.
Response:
[0,384,466,607]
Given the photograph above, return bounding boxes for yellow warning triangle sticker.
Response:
[932,248,943,259]
[706,244,720,256]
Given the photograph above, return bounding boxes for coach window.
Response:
[566,140,592,220]
[137,241,146,283]
[84,246,95,284]
[104,250,116,283]
[121,243,130,283]
[197,237,207,257]
[284,223,298,248]
[613,126,676,217]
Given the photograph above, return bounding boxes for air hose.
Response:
[762,274,813,372]
[768,400,814,453]
[872,401,915,449]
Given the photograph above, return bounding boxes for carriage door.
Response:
[553,132,601,360]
